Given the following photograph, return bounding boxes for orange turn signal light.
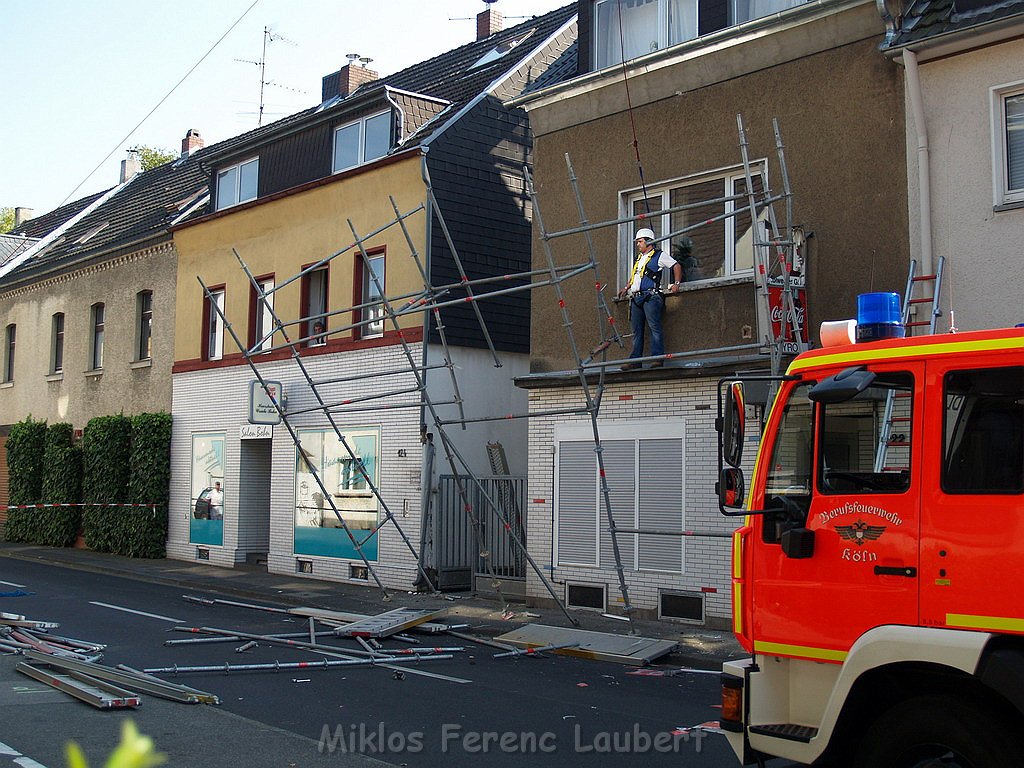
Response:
[721,681,743,723]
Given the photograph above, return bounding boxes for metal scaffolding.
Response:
[200,116,804,631]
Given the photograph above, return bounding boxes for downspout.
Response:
[902,48,933,277]
[415,149,435,588]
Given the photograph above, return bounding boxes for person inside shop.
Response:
[209,481,223,520]
[618,228,682,370]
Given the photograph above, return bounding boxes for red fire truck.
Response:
[716,324,1024,767]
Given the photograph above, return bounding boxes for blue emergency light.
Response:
[856,292,905,343]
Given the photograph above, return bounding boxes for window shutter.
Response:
[599,440,637,570]
[638,437,684,572]
[556,441,598,565]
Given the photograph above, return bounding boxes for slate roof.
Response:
[521,39,579,96]
[200,3,577,163]
[8,191,105,240]
[881,0,1024,49]
[0,154,208,288]
[0,234,37,268]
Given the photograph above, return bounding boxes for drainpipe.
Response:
[902,48,933,277]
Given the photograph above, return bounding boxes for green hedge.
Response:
[82,415,133,553]
[126,412,172,558]
[5,412,172,557]
[3,417,48,543]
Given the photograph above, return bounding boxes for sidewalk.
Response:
[0,541,745,669]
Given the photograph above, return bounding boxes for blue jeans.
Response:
[630,293,664,359]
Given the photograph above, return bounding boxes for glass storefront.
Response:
[190,432,225,546]
[294,427,379,560]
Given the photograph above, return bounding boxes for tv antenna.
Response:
[234,26,303,127]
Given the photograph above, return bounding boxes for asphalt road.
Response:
[0,557,739,768]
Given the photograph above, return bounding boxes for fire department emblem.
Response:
[835,520,885,546]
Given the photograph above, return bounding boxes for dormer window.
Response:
[216,157,259,210]
[332,111,391,173]
[470,31,533,69]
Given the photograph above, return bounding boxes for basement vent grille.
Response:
[196,548,210,561]
[349,564,369,581]
[297,559,314,574]
[566,583,605,611]
[660,590,705,624]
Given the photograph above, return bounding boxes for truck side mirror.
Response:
[718,467,745,509]
[722,381,745,468]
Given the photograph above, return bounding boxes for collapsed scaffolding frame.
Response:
[199,114,806,630]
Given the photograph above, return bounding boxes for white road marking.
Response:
[89,601,183,623]
[0,580,26,589]
[0,742,50,768]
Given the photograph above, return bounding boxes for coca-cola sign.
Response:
[768,287,809,343]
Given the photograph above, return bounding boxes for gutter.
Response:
[902,48,933,277]
[0,177,132,281]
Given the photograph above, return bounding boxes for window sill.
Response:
[0,381,12,389]
[613,273,755,302]
[85,369,103,379]
[130,359,152,370]
[46,373,64,382]
[993,200,1024,213]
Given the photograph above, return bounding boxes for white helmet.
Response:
[635,228,656,241]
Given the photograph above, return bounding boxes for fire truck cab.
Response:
[717,325,1024,768]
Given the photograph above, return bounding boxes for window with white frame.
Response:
[250,277,275,353]
[360,253,385,338]
[216,157,259,210]
[620,164,764,287]
[302,268,328,347]
[89,303,104,370]
[992,82,1024,207]
[332,111,391,173]
[204,289,225,361]
[592,0,807,69]
[554,421,685,573]
[136,290,153,361]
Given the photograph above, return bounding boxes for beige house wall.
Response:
[906,36,1024,331]
[0,242,176,426]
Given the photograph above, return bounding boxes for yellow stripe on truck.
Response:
[753,640,848,663]
[788,336,1024,374]
[946,613,1024,632]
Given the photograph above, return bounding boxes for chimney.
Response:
[321,54,379,102]
[13,207,34,228]
[181,128,204,158]
[477,3,503,40]
[120,149,141,183]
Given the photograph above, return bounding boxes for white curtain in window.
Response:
[1006,93,1024,192]
[668,0,697,45]
[594,0,661,69]
[734,0,804,24]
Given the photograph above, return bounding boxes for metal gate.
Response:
[434,475,526,591]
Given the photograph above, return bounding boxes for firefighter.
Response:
[618,228,682,370]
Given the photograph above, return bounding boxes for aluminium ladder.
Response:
[873,257,946,472]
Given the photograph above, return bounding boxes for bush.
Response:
[82,415,132,552]
[126,412,172,558]
[3,417,47,543]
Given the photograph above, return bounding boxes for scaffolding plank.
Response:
[289,606,450,635]
[16,663,141,709]
[332,608,447,639]
[21,649,218,704]
[494,624,678,666]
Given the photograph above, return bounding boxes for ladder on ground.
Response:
[873,257,946,472]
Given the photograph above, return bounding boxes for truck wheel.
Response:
[853,694,1020,768]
